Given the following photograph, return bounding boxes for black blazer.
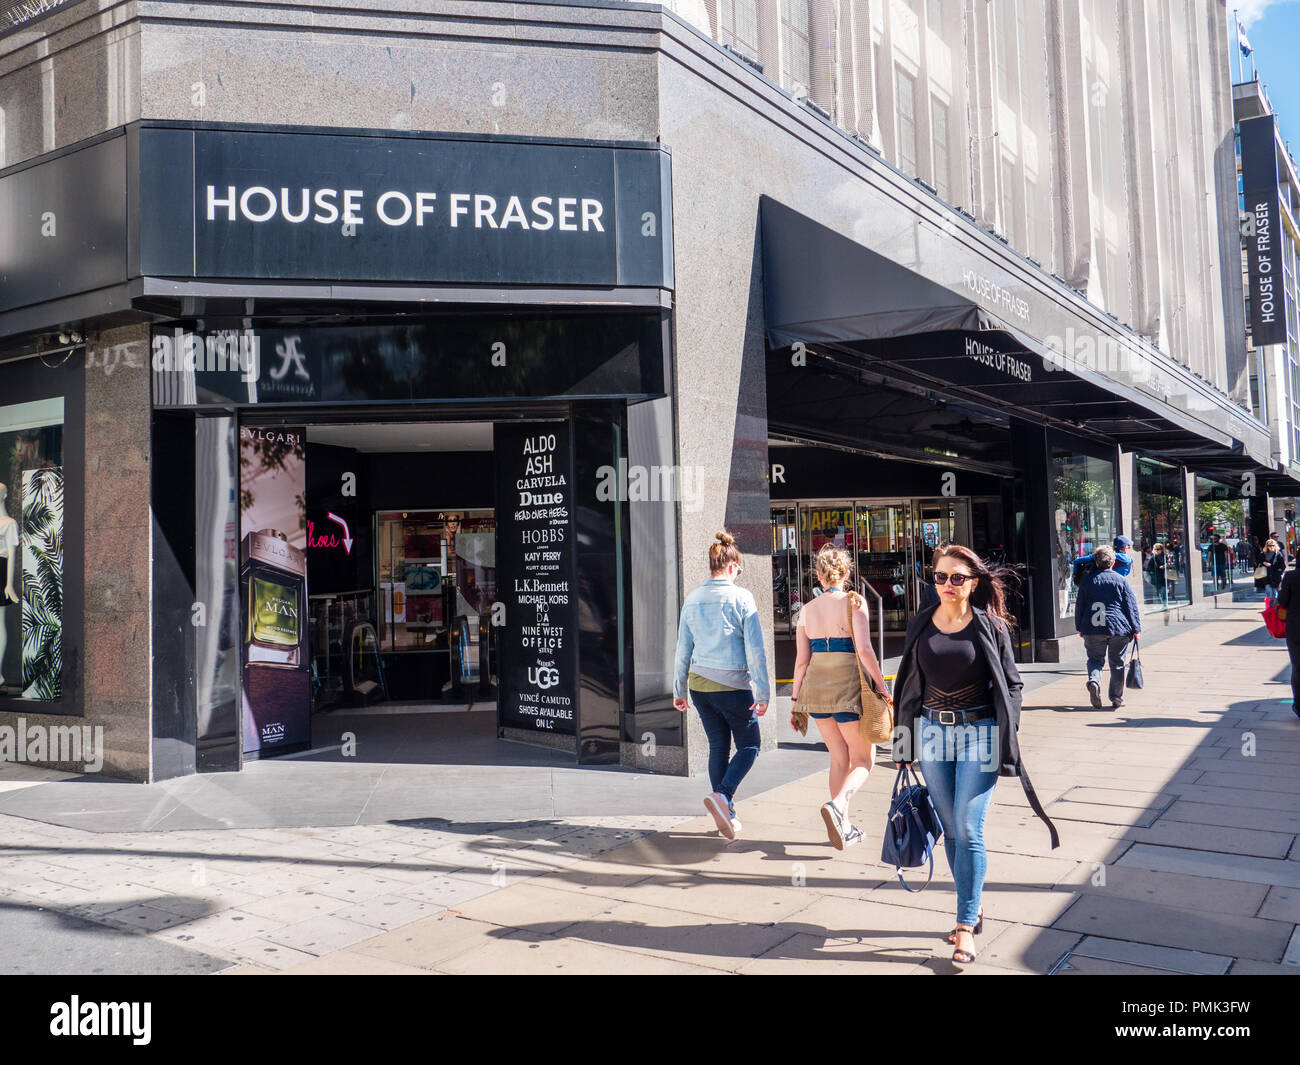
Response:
[891,603,1059,848]
[1265,550,1287,588]
[1277,568,1300,640]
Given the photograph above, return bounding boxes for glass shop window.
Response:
[0,398,65,701]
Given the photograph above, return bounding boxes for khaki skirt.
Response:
[793,652,863,720]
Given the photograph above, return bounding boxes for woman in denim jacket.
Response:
[673,530,771,840]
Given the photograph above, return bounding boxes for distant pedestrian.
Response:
[673,530,771,840]
[790,544,891,851]
[1146,542,1170,607]
[1259,538,1286,599]
[1276,560,1300,719]
[1075,545,1142,710]
[1210,534,1231,590]
[891,544,1059,967]
[1073,534,1134,584]
[1249,535,1263,570]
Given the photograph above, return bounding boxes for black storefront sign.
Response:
[2,124,674,333]
[149,313,667,408]
[494,423,578,737]
[141,126,673,289]
[1240,115,1289,348]
[0,135,128,314]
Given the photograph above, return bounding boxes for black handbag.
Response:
[880,764,944,891]
[1126,641,1144,690]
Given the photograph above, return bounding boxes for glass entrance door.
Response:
[770,495,984,668]
[912,498,971,597]
[854,501,912,632]
[770,506,799,636]
[800,504,857,608]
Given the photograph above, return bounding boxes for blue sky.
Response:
[1233,1,1300,151]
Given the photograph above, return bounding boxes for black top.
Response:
[916,618,993,711]
[890,604,1060,849]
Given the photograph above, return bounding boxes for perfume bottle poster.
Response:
[238,425,311,756]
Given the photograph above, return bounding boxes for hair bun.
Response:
[715,531,734,547]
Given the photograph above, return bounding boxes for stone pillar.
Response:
[1183,468,1202,601]
[1011,418,1060,660]
[83,322,154,780]
[1118,449,1144,605]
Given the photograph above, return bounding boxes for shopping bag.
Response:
[1262,597,1288,639]
[880,764,943,892]
[1125,642,1144,690]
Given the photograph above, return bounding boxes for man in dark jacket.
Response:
[1072,534,1135,581]
[1075,544,1142,710]
[1276,561,1300,718]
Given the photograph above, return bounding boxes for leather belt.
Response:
[921,707,996,725]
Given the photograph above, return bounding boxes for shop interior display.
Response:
[0,481,17,696]
[376,509,496,653]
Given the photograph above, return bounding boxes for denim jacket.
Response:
[673,577,771,703]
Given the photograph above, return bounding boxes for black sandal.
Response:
[952,924,977,966]
[945,912,983,944]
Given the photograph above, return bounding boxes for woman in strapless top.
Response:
[791,543,889,851]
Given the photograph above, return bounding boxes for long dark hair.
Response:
[933,544,1020,629]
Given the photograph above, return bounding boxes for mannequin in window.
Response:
[0,482,19,695]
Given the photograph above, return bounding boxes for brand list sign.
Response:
[1240,115,1289,349]
[493,423,578,736]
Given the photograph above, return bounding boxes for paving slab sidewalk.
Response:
[1,603,1297,975]
[250,603,1300,975]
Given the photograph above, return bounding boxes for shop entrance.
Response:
[231,416,504,733]
[771,496,1005,682]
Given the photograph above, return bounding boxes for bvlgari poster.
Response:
[238,425,310,756]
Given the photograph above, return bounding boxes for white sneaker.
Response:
[821,801,846,850]
[842,824,865,847]
[704,792,735,839]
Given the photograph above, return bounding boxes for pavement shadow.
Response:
[0,896,231,975]
[1221,626,1280,647]
[1028,685,1300,973]
[497,916,962,970]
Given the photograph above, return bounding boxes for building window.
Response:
[1136,458,1190,610]
[782,0,812,96]
[717,0,760,59]
[931,97,950,199]
[1194,476,1250,598]
[896,67,917,176]
[1052,449,1117,620]
[0,397,65,701]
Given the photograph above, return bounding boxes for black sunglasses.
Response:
[933,571,975,586]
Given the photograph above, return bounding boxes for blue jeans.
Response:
[692,688,761,804]
[917,718,999,926]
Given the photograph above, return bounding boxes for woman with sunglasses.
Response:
[673,530,771,840]
[891,544,1059,966]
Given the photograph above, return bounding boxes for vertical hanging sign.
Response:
[494,423,578,736]
[1240,115,1289,348]
[238,425,311,756]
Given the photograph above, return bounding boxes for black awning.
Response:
[759,196,1266,469]
[761,197,990,343]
